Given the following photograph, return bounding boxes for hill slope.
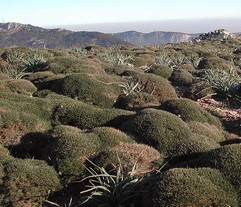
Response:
[0,22,130,48]
[115,30,192,45]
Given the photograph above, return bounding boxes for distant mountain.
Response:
[0,22,130,48]
[115,30,192,45]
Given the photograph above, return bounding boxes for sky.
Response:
[1,0,241,33]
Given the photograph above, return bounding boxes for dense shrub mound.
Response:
[0,158,61,207]
[147,64,173,78]
[143,168,238,207]
[170,69,193,86]
[133,73,177,102]
[0,79,37,95]
[160,98,222,127]
[45,125,131,181]
[198,144,241,200]
[56,73,120,108]
[52,99,134,129]
[121,108,200,157]
[91,142,162,175]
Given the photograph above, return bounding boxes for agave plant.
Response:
[23,51,48,72]
[77,158,153,207]
[204,67,241,99]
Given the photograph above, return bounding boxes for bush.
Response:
[56,73,120,108]
[52,100,134,129]
[170,69,193,86]
[45,125,131,181]
[147,64,173,78]
[1,158,61,207]
[160,98,222,127]
[114,92,159,110]
[198,144,241,201]
[0,79,37,95]
[121,108,196,157]
[91,142,162,176]
[143,168,239,207]
[133,73,177,102]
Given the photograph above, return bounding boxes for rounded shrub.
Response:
[170,69,194,86]
[92,142,162,175]
[1,158,61,207]
[0,79,37,95]
[160,98,222,127]
[45,125,131,181]
[198,144,241,200]
[198,56,235,70]
[52,100,134,129]
[121,108,196,157]
[147,64,173,78]
[143,168,238,207]
[56,73,120,108]
[133,73,177,102]
[114,92,159,110]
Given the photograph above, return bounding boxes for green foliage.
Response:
[97,46,133,66]
[198,144,241,201]
[146,64,173,78]
[121,108,196,157]
[203,67,241,100]
[23,51,48,72]
[45,125,131,181]
[78,158,153,207]
[1,158,61,207]
[133,73,177,103]
[0,79,37,95]
[160,98,222,127]
[56,73,120,108]
[170,69,193,86]
[52,100,134,129]
[144,168,239,207]
[91,143,162,176]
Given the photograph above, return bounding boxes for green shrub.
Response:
[160,98,222,127]
[147,64,173,78]
[133,73,177,102]
[143,168,238,207]
[0,109,49,146]
[170,69,194,86]
[55,73,120,108]
[91,142,162,176]
[45,125,131,181]
[1,158,61,207]
[121,108,196,157]
[0,79,37,95]
[114,92,159,110]
[198,144,241,200]
[52,100,134,129]
[198,56,235,70]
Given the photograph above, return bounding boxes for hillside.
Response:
[0,30,241,206]
[0,22,130,48]
[115,30,192,45]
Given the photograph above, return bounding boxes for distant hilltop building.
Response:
[193,29,236,42]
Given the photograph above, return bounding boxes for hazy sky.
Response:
[1,0,241,32]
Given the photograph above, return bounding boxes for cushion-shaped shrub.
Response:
[170,69,193,86]
[133,73,177,102]
[198,144,241,200]
[114,92,159,110]
[1,158,61,207]
[121,108,195,157]
[91,142,162,176]
[143,167,238,207]
[147,64,173,78]
[45,125,131,181]
[56,73,120,108]
[198,56,235,70]
[0,109,49,146]
[0,79,37,95]
[52,100,134,129]
[160,98,222,127]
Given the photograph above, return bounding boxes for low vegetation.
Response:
[0,36,241,206]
